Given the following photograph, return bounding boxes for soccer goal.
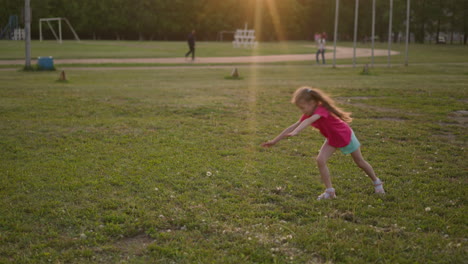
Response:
[39,17,80,43]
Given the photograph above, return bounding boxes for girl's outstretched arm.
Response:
[261,121,301,147]
[287,114,320,137]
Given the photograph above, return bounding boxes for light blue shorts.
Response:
[339,131,361,155]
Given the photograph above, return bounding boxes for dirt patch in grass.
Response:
[371,117,407,121]
[337,96,377,101]
[448,111,468,127]
[340,101,410,121]
[433,133,457,141]
[113,233,154,256]
[336,97,401,114]
[328,210,359,223]
[337,97,424,122]
[345,102,400,113]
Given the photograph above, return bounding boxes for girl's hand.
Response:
[261,141,276,148]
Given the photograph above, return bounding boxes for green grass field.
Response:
[0,40,312,60]
[1,40,467,66]
[0,42,467,263]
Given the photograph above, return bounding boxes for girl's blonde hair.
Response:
[291,86,352,123]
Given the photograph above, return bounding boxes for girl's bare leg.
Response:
[316,142,337,189]
[350,148,378,181]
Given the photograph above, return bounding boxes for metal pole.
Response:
[39,19,42,42]
[353,0,359,68]
[371,0,375,67]
[63,18,81,41]
[404,0,411,66]
[387,0,393,67]
[25,0,31,69]
[333,0,339,68]
[59,18,62,44]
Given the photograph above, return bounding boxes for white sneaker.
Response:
[317,188,336,200]
[374,179,385,194]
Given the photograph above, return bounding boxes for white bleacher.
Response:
[12,28,25,40]
[232,24,257,48]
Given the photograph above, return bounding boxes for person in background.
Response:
[185,30,196,61]
[314,32,320,42]
[322,32,328,40]
[316,33,326,64]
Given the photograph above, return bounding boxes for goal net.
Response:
[39,17,80,43]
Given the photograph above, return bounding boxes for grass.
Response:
[1,40,467,66]
[335,42,468,65]
[0,40,313,60]
[0,44,467,263]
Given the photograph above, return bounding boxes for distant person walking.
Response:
[316,34,326,64]
[185,30,196,61]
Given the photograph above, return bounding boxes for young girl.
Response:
[261,87,385,200]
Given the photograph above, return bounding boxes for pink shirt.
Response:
[300,105,352,148]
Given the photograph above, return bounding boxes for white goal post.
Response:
[39,17,80,43]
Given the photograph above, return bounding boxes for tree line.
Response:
[1,0,467,44]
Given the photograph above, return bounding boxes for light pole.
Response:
[404,0,411,66]
[353,0,359,68]
[25,0,31,69]
[371,0,376,67]
[333,0,339,68]
[387,0,393,67]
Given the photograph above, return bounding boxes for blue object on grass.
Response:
[37,56,54,70]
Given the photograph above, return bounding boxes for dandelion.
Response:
[206,171,212,177]
[425,207,431,212]
[154,187,159,191]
